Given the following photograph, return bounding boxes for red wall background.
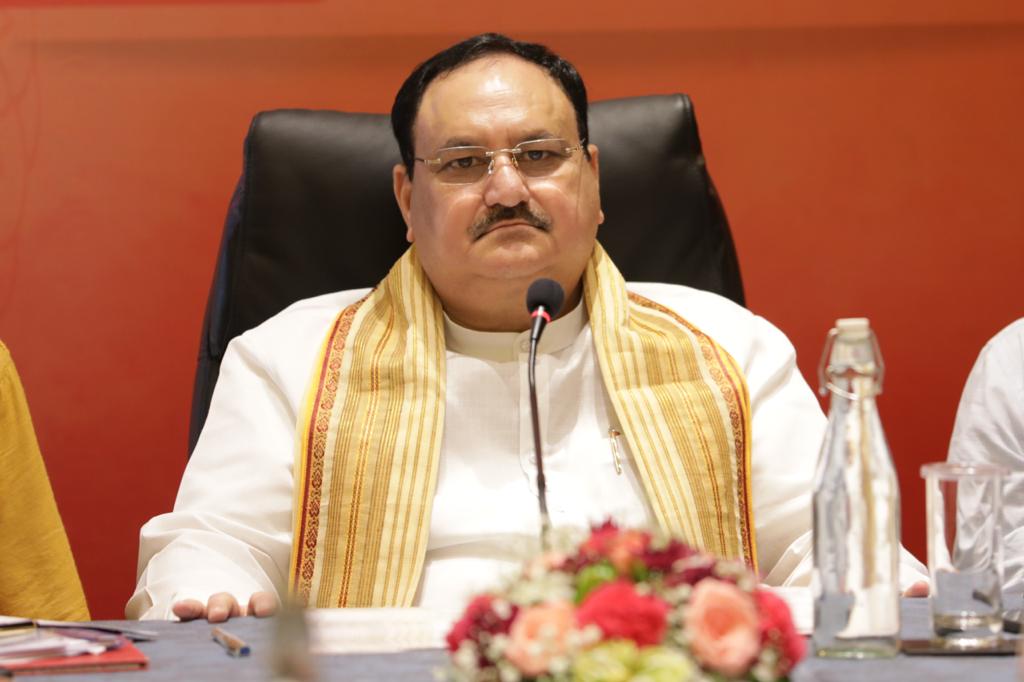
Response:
[1,1,1022,619]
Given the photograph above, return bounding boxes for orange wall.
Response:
[1,2,1022,618]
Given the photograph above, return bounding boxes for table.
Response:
[18,599,1022,681]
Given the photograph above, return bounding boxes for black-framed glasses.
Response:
[415,138,584,184]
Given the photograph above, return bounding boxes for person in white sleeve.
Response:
[947,317,1024,593]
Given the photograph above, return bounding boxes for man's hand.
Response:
[172,591,278,622]
[903,580,930,598]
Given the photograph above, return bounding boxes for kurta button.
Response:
[519,340,529,352]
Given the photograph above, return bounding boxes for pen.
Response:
[608,428,623,475]
[211,626,251,657]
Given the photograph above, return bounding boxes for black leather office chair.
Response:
[188,94,744,454]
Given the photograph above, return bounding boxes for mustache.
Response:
[469,204,552,241]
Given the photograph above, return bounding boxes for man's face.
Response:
[393,55,603,328]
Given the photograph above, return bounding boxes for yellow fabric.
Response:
[585,246,756,565]
[290,248,446,607]
[290,244,753,607]
[0,341,90,620]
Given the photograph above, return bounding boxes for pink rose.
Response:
[505,601,575,676]
[684,579,760,676]
[526,550,570,577]
[754,589,805,675]
[576,580,669,646]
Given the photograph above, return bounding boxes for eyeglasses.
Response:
[414,138,584,184]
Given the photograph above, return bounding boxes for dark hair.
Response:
[391,33,590,178]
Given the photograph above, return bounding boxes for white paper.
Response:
[308,607,462,654]
[765,586,813,635]
[0,616,32,628]
[0,631,106,662]
[308,588,813,656]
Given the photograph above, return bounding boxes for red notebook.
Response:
[0,637,148,676]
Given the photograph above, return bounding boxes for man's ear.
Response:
[588,143,605,226]
[392,163,415,243]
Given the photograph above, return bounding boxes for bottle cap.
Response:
[835,315,868,331]
[831,317,872,339]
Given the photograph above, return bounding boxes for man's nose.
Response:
[482,152,530,208]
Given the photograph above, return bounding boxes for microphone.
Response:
[525,278,565,551]
[527,278,565,343]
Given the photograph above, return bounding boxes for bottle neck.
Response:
[826,372,879,401]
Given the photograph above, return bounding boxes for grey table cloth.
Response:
[15,599,1021,681]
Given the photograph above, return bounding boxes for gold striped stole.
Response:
[585,244,755,566]
[289,243,754,607]
[289,246,445,607]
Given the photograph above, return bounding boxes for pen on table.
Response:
[211,626,250,657]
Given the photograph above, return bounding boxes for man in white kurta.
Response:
[947,317,1024,593]
[127,282,926,619]
[129,34,927,621]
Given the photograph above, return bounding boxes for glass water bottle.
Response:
[812,318,901,658]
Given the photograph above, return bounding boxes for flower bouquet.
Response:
[444,521,804,682]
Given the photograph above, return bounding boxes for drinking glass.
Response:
[920,462,1006,648]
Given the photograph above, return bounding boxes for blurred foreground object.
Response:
[443,521,804,681]
[270,597,315,682]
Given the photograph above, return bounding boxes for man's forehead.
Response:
[413,55,577,148]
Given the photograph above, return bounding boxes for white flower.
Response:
[505,569,574,606]
[492,599,512,620]
[453,641,480,672]
[497,660,522,682]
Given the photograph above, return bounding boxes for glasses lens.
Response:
[515,139,573,177]
[434,147,489,183]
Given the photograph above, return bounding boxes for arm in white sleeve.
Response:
[738,315,824,586]
[127,290,365,620]
[127,335,295,619]
[947,319,1024,592]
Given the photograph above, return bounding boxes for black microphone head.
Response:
[526,278,565,317]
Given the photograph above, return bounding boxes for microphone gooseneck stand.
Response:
[527,335,551,550]
[524,278,565,552]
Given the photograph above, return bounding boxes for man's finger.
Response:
[248,591,278,618]
[206,592,242,623]
[172,599,207,621]
[903,580,930,598]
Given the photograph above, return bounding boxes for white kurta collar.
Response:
[443,298,587,362]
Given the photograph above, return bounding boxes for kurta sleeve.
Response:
[126,292,361,620]
[0,341,90,621]
[947,319,1024,592]
[126,333,298,619]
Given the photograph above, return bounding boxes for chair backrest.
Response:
[188,94,744,454]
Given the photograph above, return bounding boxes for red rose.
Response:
[664,555,718,587]
[445,595,516,653]
[754,589,806,675]
[578,520,622,556]
[640,538,698,574]
[576,580,669,647]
